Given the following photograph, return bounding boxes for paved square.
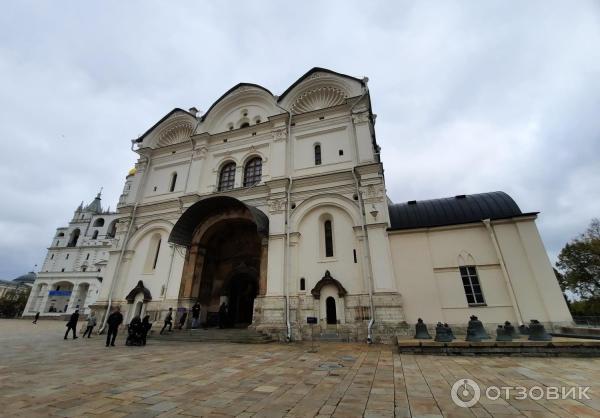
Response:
[0,320,599,417]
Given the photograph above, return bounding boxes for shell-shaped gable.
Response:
[136,109,197,149]
[278,68,365,114]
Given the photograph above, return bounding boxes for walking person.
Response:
[177,309,188,330]
[191,302,201,329]
[64,309,80,340]
[32,312,40,324]
[160,308,173,334]
[82,311,97,338]
[105,306,123,347]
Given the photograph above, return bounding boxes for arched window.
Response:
[67,229,80,247]
[107,221,117,238]
[240,122,250,129]
[57,232,64,237]
[300,278,306,291]
[324,220,333,257]
[93,218,104,227]
[144,233,162,273]
[243,157,262,187]
[152,238,161,270]
[218,162,236,191]
[92,230,99,239]
[169,172,177,192]
[314,144,322,165]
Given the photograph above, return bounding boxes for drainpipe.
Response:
[482,219,524,325]
[275,101,293,342]
[183,114,202,193]
[99,140,151,333]
[350,81,376,343]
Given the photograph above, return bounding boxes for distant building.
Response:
[22,193,118,317]
[0,272,34,299]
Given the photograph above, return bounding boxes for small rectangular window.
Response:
[339,149,344,156]
[459,266,485,305]
[353,249,357,263]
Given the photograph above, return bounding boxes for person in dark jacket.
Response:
[141,315,152,345]
[106,306,123,347]
[64,310,79,339]
[177,310,188,330]
[32,312,40,324]
[160,308,173,334]
[218,302,228,329]
[191,303,201,328]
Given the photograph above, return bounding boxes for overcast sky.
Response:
[1,1,599,279]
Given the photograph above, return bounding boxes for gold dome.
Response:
[127,167,137,177]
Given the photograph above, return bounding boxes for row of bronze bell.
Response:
[414,317,552,342]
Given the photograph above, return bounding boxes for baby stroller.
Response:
[126,316,144,346]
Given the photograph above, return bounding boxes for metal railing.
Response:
[572,316,600,327]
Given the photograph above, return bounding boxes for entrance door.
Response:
[326,297,337,324]
[228,274,257,327]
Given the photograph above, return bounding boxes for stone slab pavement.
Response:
[0,319,599,417]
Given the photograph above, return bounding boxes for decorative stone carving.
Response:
[272,128,287,142]
[195,146,208,159]
[352,112,370,124]
[268,198,286,214]
[290,87,347,114]
[156,121,194,147]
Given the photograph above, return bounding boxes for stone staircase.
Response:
[318,325,347,342]
[150,328,275,344]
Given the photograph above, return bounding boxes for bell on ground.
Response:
[465,315,490,342]
[434,322,454,342]
[496,324,513,342]
[519,324,530,335]
[414,318,432,339]
[503,321,516,337]
[528,319,552,341]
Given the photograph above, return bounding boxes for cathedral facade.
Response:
[40,68,572,341]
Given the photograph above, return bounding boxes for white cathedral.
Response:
[25,68,572,342]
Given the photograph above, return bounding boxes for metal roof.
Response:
[388,191,531,231]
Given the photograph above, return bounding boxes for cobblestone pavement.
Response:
[0,319,599,417]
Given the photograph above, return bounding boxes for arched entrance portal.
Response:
[171,196,269,329]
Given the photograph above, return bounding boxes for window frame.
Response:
[218,162,236,191]
[324,220,334,258]
[169,172,178,192]
[459,266,486,306]
[314,144,322,165]
[243,157,262,187]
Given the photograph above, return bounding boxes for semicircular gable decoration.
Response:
[125,280,152,303]
[290,86,347,114]
[156,120,195,148]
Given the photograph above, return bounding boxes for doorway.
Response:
[228,274,257,327]
[326,296,337,324]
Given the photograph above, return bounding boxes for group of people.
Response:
[58,301,210,344]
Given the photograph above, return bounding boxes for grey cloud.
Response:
[0,1,598,278]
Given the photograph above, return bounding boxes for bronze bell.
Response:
[434,322,454,342]
[518,324,530,335]
[496,324,513,342]
[504,321,516,338]
[528,319,552,341]
[414,318,432,339]
[465,315,490,342]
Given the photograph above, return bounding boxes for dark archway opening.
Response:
[326,296,337,324]
[196,220,261,328]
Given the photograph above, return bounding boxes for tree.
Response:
[0,286,30,318]
[556,218,600,301]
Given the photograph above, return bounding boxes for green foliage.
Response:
[568,297,600,316]
[556,218,600,300]
[0,287,31,318]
